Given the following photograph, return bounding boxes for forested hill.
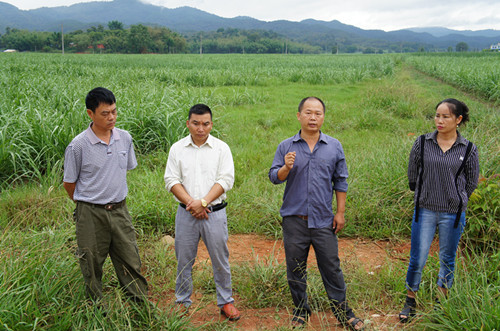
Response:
[1,0,499,52]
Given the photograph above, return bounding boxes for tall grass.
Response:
[0,225,185,330]
[0,53,498,329]
[0,193,193,330]
[0,53,396,187]
[232,247,290,308]
[419,241,500,330]
[404,52,500,103]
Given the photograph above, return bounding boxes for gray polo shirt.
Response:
[63,124,137,204]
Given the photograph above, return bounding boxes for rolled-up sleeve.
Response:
[269,142,287,184]
[164,145,182,192]
[216,144,235,192]
[332,143,348,192]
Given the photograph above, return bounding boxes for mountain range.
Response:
[1,0,499,51]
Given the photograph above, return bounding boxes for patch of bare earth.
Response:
[153,234,439,330]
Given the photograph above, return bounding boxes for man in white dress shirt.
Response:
[164,104,240,320]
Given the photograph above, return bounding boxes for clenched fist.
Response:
[284,151,296,170]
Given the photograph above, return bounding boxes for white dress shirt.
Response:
[164,134,234,205]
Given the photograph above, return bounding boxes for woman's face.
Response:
[434,103,462,135]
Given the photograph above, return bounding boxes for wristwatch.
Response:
[201,199,208,208]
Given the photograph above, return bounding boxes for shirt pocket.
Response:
[118,150,128,169]
[315,157,334,181]
[204,152,220,182]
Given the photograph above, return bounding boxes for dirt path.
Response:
[153,234,437,330]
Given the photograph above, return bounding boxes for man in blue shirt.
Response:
[269,97,364,330]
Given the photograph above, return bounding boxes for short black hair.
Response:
[298,96,325,113]
[188,103,212,120]
[85,87,116,113]
[436,98,469,126]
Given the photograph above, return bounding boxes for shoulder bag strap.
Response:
[453,141,473,228]
[414,134,426,223]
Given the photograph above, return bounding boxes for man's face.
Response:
[187,113,213,146]
[87,102,117,133]
[296,98,325,134]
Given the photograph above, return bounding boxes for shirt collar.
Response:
[455,131,467,145]
[293,130,328,144]
[429,130,467,146]
[185,134,214,148]
[85,123,118,145]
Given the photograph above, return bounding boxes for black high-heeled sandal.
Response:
[399,296,416,323]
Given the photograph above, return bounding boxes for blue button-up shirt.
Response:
[269,131,348,228]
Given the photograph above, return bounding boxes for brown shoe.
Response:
[220,303,241,321]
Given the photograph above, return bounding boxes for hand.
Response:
[333,212,346,234]
[186,199,209,219]
[284,151,296,170]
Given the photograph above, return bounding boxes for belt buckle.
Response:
[105,204,113,211]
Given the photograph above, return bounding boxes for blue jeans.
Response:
[405,207,466,291]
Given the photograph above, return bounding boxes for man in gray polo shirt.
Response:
[63,87,148,304]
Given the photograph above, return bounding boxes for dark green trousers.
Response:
[74,201,148,301]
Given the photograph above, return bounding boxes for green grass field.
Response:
[0,53,498,330]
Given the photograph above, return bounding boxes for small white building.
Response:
[3,49,17,53]
[491,43,500,51]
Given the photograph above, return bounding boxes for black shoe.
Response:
[399,296,416,323]
[291,315,307,328]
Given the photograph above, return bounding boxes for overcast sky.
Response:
[3,0,500,31]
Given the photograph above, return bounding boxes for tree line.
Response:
[0,22,187,53]
[187,28,321,54]
[0,22,475,54]
[0,22,321,54]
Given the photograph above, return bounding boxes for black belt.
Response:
[79,199,126,211]
[179,201,227,212]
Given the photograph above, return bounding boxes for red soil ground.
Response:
[153,234,438,330]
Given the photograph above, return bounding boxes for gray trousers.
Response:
[175,206,234,308]
[75,201,148,302]
[282,216,354,322]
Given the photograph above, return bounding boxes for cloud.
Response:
[144,0,500,30]
[4,0,500,30]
